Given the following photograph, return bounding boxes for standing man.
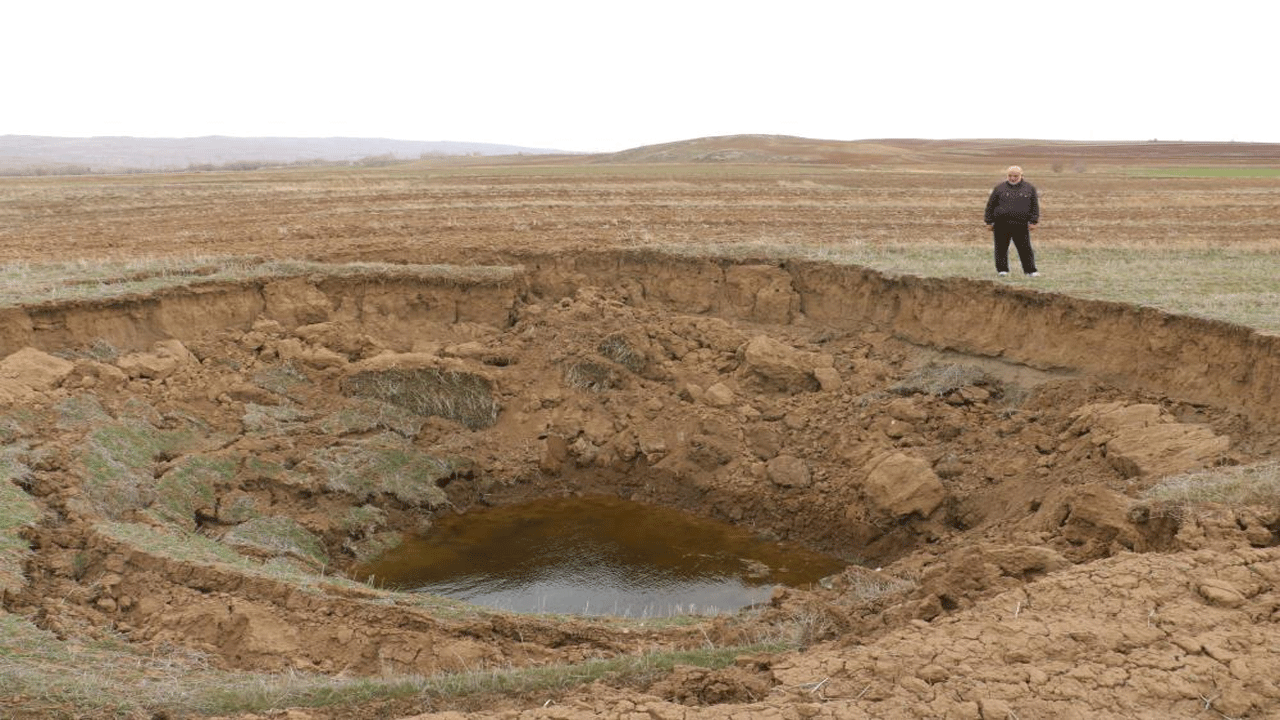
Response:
[984,166,1040,277]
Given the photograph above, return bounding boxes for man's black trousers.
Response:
[992,221,1037,274]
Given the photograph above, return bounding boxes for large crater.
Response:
[3,251,1279,714]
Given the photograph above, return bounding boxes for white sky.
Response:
[5,1,1277,153]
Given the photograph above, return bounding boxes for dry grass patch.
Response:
[846,570,918,604]
[888,362,992,398]
[1141,459,1280,519]
[0,256,517,308]
[563,359,622,392]
[598,332,647,373]
[341,367,501,430]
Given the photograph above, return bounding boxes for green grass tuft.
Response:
[303,434,464,507]
[55,394,113,430]
[76,419,205,519]
[1,474,41,592]
[318,398,425,438]
[222,515,329,567]
[151,454,238,530]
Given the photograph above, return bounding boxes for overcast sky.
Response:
[6,1,1277,153]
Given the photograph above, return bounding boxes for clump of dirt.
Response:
[1,258,1278,718]
[648,658,776,705]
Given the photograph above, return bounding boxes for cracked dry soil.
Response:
[2,249,1279,720]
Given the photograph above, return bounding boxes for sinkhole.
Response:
[8,255,1255,683]
[352,495,847,617]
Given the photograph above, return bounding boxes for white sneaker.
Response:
[1028,272,1041,277]
[997,271,1009,276]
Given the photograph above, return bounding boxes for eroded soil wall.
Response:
[787,261,1280,421]
[520,251,1280,424]
[0,274,518,355]
[5,252,1279,426]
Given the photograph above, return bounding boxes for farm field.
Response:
[2,136,1280,719]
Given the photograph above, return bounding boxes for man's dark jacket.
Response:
[984,181,1040,225]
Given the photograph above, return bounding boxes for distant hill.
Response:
[8,134,1280,176]
[588,134,1280,167]
[0,135,571,174]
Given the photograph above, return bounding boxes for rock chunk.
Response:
[767,454,812,488]
[115,340,197,380]
[703,381,736,407]
[1069,401,1230,478]
[1197,579,1247,608]
[0,347,74,394]
[739,335,819,392]
[862,452,948,518]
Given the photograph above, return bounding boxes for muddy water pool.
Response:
[353,495,846,617]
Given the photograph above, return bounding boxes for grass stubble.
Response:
[1141,459,1280,520]
[2,160,1279,716]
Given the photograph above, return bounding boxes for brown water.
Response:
[353,495,846,617]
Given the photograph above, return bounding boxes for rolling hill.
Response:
[0,135,571,174]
